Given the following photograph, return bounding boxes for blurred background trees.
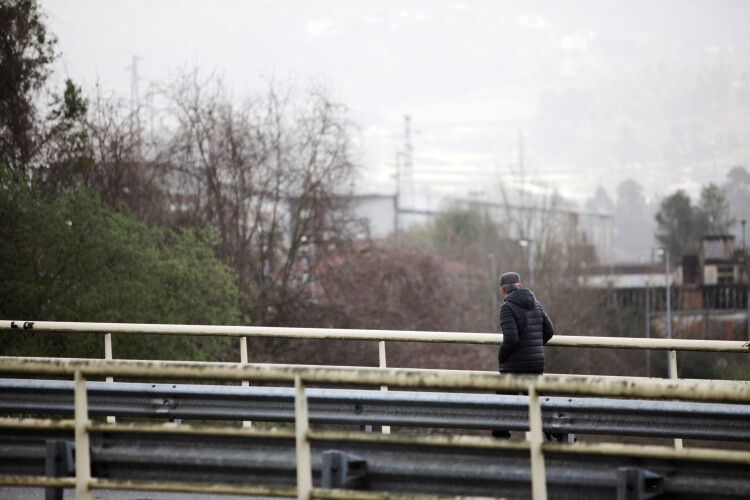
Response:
[655,183,736,261]
[2,1,749,379]
[0,0,57,177]
[152,69,363,326]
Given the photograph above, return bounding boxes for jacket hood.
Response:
[505,288,537,310]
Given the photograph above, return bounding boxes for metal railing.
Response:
[3,378,750,440]
[2,321,750,498]
[4,319,749,451]
[3,320,749,378]
[1,356,750,500]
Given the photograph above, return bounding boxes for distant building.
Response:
[452,198,614,266]
[678,235,748,286]
[583,234,748,314]
[349,194,397,239]
[349,193,615,267]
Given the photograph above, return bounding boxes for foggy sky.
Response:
[41,0,750,209]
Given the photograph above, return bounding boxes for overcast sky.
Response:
[41,0,750,209]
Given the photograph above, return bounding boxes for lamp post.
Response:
[742,219,750,356]
[657,247,672,377]
[519,238,534,289]
[645,279,651,378]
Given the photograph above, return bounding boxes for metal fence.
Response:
[609,284,749,311]
[1,321,750,499]
[3,319,749,380]
[4,378,750,440]
[1,356,750,500]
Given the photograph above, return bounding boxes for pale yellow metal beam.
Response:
[527,385,548,500]
[0,476,76,489]
[2,356,749,403]
[541,441,750,465]
[240,335,252,428]
[3,320,749,352]
[0,417,74,431]
[310,487,506,500]
[90,478,504,500]
[74,370,92,500]
[104,332,115,424]
[669,350,684,450]
[86,421,295,439]
[0,475,505,499]
[89,478,298,497]
[378,340,391,435]
[307,430,531,452]
[295,375,313,500]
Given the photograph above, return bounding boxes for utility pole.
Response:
[645,279,651,377]
[393,152,402,237]
[403,115,413,214]
[128,55,141,157]
[393,115,413,236]
[658,247,672,377]
[747,265,749,361]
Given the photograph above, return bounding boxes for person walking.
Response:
[492,271,554,439]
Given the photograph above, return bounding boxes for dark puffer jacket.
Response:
[498,288,554,373]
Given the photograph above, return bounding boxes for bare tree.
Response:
[154,69,363,325]
[488,141,639,375]
[495,181,582,291]
[59,83,170,223]
[287,243,497,370]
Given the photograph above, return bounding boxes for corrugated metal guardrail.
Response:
[1,357,750,500]
[2,423,750,500]
[2,377,750,441]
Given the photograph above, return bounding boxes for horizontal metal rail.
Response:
[2,378,750,441]
[2,356,750,403]
[2,422,749,499]
[3,357,750,500]
[3,320,750,352]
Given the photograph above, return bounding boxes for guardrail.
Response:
[2,378,750,441]
[4,422,750,499]
[4,319,749,450]
[1,356,750,500]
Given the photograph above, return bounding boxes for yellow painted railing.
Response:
[3,320,749,382]
[2,319,749,498]
[1,356,750,500]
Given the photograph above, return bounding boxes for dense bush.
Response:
[0,168,246,360]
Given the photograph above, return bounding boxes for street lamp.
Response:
[657,247,672,377]
[645,279,651,378]
[519,238,534,289]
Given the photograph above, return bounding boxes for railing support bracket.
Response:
[321,450,368,490]
[45,439,75,500]
[617,467,663,500]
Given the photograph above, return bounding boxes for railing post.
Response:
[295,375,312,500]
[104,333,113,382]
[669,350,684,450]
[104,333,115,424]
[74,370,91,500]
[378,340,387,371]
[240,336,251,428]
[527,383,548,500]
[378,340,391,435]
[669,350,678,380]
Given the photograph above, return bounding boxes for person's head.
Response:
[499,271,522,295]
